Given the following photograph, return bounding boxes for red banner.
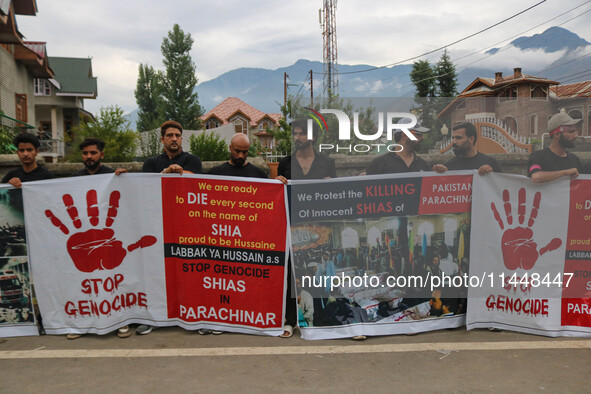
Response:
[161,177,287,331]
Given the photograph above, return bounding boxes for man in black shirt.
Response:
[138,120,201,336]
[366,122,430,174]
[142,120,202,174]
[204,133,266,335]
[68,137,129,340]
[276,119,336,182]
[209,133,267,178]
[72,138,127,176]
[432,122,502,174]
[2,133,53,187]
[275,120,334,338]
[527,111,582,183]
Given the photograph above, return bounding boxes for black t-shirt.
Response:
[72,165,115,176]
[527,148,581,177]
[582,161,591,175]
[366,152,430,175]
[2,166,54,183]
[444,152,503,172]
[208,162,268,179]
[278,151,336,180]
[142,151,202,174]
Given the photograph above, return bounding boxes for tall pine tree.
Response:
[160,24,203,129]
[436,50,458,97]
[135,64,164,131]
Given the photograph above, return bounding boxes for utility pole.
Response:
[319,0,338,98]
[310,69,314,108]
[284,72,288,107]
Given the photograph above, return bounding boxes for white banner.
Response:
[23,174,288,336]
[467,173,591,337]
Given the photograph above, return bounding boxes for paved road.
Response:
[1,327,589,393]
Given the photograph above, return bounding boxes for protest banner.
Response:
[22,174,288,336]
[0,187,37,337]
[467,173,591,337]
[290,172,473,340]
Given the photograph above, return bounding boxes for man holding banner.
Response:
[527,111,582,183]
[432,122,502,175]
[2,133,53,188]
[138,120,202,335]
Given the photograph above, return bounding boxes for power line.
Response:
[315,0,548,76]
[338,3,591,94]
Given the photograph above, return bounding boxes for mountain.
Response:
[127,27,591,130]
[486,26,590,54]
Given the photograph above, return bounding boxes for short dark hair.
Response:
[453,122,477,143]
[13,133,40,149]
[79,138,105,151]
[160,120,183,137]
[291,119,319,141]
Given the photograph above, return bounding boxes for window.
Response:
[530,85,547,99]
[499,87,517,102]
[503,116,517,133]
[258,119,274,131]
[205,118,221,129]
[15,94,27,123]
[530,114,538,135]
[231,115,248,134]
[34,79,51,96]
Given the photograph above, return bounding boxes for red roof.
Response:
[551,81,591,98]
[200,97,281,127]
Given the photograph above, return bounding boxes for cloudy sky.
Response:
[16,0,591,115]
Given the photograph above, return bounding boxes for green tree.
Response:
[410,53,459,151]
[266,101,292,154]
[67,105,137,162]
[189,131,229,161]
[161,24,203,129]
[410,60,436,98]
[436,50,458,97]
[135,64,164,132]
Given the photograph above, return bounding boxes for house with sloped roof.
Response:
[34,56,97,161]
[0,0,53,133]
[200,97,282,149]
[437,68,591,154]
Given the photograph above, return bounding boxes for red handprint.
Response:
[490,188,562,271]
[45,190,157,273]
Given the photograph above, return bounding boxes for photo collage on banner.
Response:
[467,173,591,337]
[290,172,473,339]
[0,186,37,337]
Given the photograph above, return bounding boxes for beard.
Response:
[407,140,421,153]
[84,159,101,170]
[558,133,575,149]
[295,139,312,150]
[231,157,246,167]
[452,144,467,156]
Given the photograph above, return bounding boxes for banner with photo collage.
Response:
[290,172,473,340]
[0,186,37,337]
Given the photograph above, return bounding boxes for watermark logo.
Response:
[302,110,423,153]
